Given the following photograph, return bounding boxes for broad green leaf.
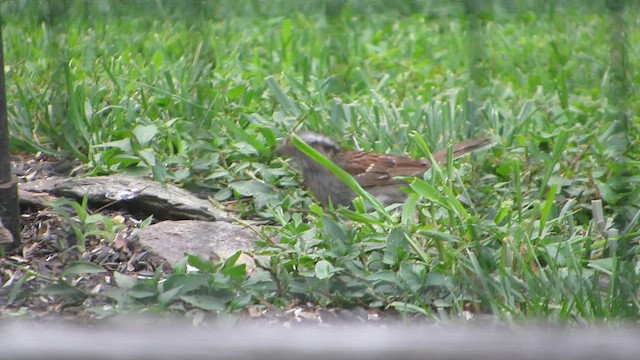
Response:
[7,275,31,304]
[94,138,132,152]
[424,272,448,287]
[229,180,275,196]
[132,124,158,146]
[383,227,408,266]
[215,188,232,201]
[221,118,269,157]
[388,301,430,316]
[158,285,183,306]
[227,84,246,100]
[163,274,210,293]
[222,251,248,282]
[127,283,157,299]
[137,148,156,166]
[61,262,107,277]
[113,272,138,289]
[224,263,247,283]
[315,260,334,280]
[398,262,426,292]
[587,258,614,274]
[222,251,242,269]
[367,271,398,283]
[180,295,226,311]
[401,192,420,226]
[187,254,216,273]
[39,280,87,298]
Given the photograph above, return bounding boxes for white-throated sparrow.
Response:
[276,131,493,207]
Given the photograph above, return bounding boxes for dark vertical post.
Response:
[0,21,21,249]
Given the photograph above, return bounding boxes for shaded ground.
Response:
[2,153,156,320]
[1,154,404,325]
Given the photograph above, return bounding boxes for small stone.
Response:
[132,220,257,269]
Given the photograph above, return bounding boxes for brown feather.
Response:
[338,137,494,188]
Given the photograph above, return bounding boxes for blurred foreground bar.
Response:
[2,322,640,360]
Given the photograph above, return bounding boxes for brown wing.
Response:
[339,151,431,188]
[338,137,493,188]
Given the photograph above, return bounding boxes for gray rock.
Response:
[19,175,229,222]
[132,220,257,268]
[17,188,58,209]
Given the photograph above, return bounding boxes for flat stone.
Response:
[19,175,229,222]
[17,189,58,209]
[132,220,257,268]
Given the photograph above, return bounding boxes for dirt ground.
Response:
[1,154,157,320]
[1,153,404,325]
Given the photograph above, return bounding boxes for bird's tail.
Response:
[432,137,495,164]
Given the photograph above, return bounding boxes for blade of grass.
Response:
[539,184,558,239]
[222,119,270,157]
[266,76,300,117]
[538,130,568,199]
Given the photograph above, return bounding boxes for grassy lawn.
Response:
[2,0,639,323]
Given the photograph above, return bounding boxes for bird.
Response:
[276,131,494,207]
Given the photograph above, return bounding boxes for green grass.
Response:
[2,0,639,322]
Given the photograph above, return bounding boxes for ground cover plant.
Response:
[1,0,639,323]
